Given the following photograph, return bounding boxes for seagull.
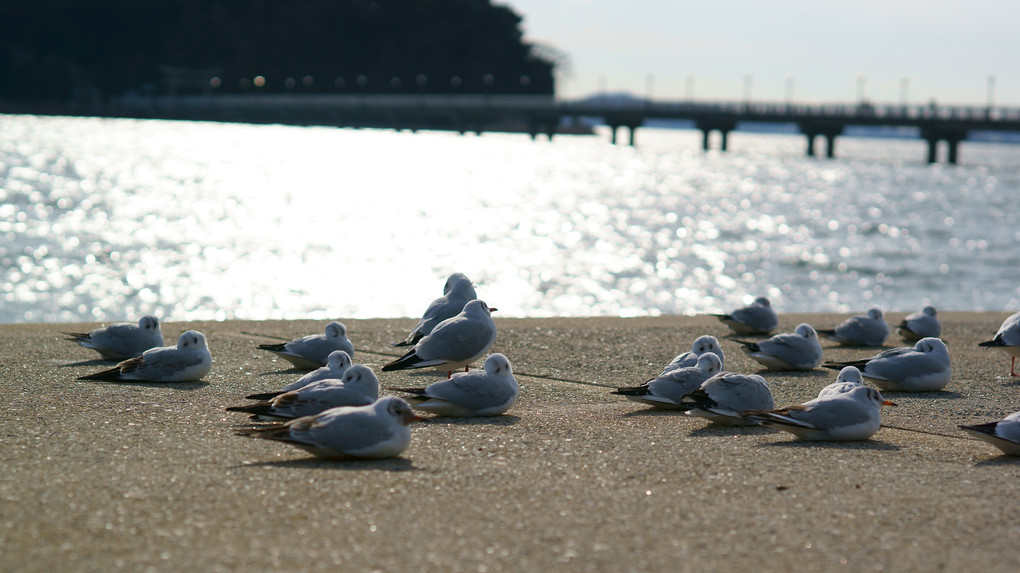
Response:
[678,372,774,426]
[959,410,1020,456]
[257,321,355,370]
[227,364,379,421]
[823,337,951,392]
[659,335,725,375]
[382,299,497,378]
[394,273,478,347]
[245,350,353,401]
[612,353,723,410]
[63,315,164,360]
[710,296,778,335]
[897,306,941,343]
[235,396,424,460]
[78,330,212,382]
[730,323,823,371]
[817,307,889,347]
[743,385,896,441]
[978,310,1020,377]
[816,366,865,398]
[394,353,517,416]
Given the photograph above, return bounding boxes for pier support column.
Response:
[605,115,644,146]
[824,132,838,158]
[799,123,842,159]
[926,138,938,164]
[922,128,968,164]
[695,119,737,153]
[946,135,963,165]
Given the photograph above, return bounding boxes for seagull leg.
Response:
[1012,356,1017,377]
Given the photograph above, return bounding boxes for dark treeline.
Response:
[0,0,558,104]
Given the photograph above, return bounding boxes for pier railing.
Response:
[39,93,1020,163]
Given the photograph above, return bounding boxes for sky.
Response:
[502,0,1020,106]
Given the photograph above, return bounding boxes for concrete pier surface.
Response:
[2,312,1019,572]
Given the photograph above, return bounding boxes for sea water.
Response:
[1,113,1018,323]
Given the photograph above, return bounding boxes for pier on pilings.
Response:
[695,119,737,152]
[800,122,844,159]
[921,127,968,164]
[605,114,644,146]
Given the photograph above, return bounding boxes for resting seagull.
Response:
[235,397,424,460]
[78,330,212,383]
[63,315,164,360]
[394,273,478,347]
[383,299,497,378]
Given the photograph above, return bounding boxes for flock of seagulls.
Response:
[66,277,1020,459]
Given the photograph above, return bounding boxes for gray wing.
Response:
[294,410,397,453]
[417,316,495,362]
[285,336,353,363]
[761,334,820,365]
[785,398,872,430]
[706,375,774,411]
[730,305,777,331]
[427,373,516,408]
[126,348,205,381]
[278,385,374,417]
[835,316,888,345]
[661,351,696,373]
[647,368,712,403]
[999,312,1020,345]
[413,295,465,338]
[865,350,943,381]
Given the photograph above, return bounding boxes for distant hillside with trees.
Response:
[0,0,560,105]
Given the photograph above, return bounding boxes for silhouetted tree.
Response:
[0,0,557,103]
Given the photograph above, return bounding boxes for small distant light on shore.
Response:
[209,77,221,88]
[253,75,266,88]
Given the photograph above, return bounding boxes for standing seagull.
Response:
[658,335,725,374]
[730,323,823,371]
[235,396,424,460]
[978,310,1020,377]
[612,353,723,410]
[897,306,941,343]
[823,337,951,392]
[395,353,518,416]
[959,410,1020,456]
[258,321,355,370]
[678,372,775,426]
[63,315,164,360]
[245,350,353,401]
[711,296,778,335]
[817,307,889,347]
[383,299,497,378]
[394,273,478,347]
[78,330,212,382]
[743,385,896,441]
[227,364,379,421]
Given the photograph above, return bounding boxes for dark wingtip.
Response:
[244,391,284,401]
[77,367,122,381]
